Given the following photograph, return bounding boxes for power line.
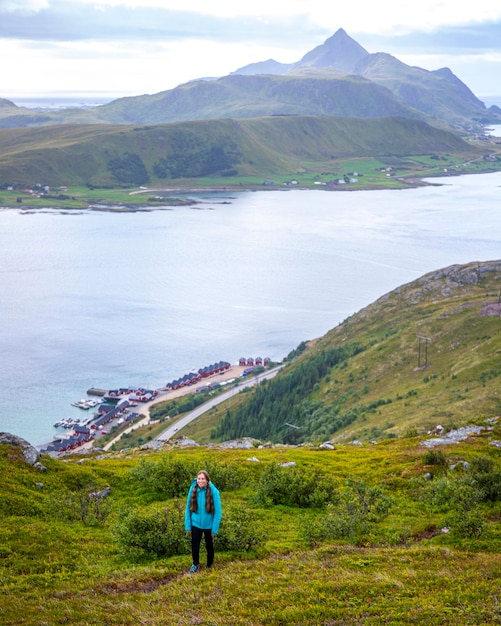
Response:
[416,335,431,368]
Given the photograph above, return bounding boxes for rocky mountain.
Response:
[234,28,369,76]
[0,29,499,131]
[233,28,498,132]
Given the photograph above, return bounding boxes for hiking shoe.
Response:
[189,564,200,574]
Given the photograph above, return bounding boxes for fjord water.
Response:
[1,171,501,446]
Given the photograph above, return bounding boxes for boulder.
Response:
[0,432,40,466]
[89,486,111,500]
[319,441,335,450]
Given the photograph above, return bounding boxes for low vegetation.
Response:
[1,115,498,198]
[177,261,501,450]
[1,433,501,625]
[2,259,501,624]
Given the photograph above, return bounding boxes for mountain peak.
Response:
[295,28,369,73]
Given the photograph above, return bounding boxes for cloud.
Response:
[77,0,501,34]
[0,1,318,45]
[0,0,49,13]
[1,0,500,46]
[0,0,500,100]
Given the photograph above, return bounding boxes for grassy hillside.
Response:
[91,73,424,125]
[185,261,501,445]
[0,115,482,190]
[2,259,501,624]
[1,423,500,624]
[0,73,425,129]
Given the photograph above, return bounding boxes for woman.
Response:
[184,470,222,573]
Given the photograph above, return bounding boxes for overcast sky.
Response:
[1,0,501,105]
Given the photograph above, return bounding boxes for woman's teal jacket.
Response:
[184,478,222,534]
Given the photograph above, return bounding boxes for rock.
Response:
[247,456,260,462]
[89,486,111,500]
[319,441,335,449]
[281,461,297,467]
[420,425,484,448]
[351,440,363,446]
[33,462,47,472]
[489,441,501,448]
[0,432,40,466]
[176,437,199,447]
[219,437,258,449]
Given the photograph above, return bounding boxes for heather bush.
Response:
[114,503,189,558]
[302,477,393,545]
[255,462,338,508]
[128,457,248,501]
[114,502,263,558]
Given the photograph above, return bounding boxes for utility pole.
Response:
[416,335,430,368]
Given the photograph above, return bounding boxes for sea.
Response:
[1,125,501,447]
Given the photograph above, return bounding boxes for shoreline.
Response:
[6,164,501,214]
[38,364,254,455]
[0,178,436,214]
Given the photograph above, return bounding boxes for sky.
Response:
[1,0,501,106]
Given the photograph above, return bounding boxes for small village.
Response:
[39,358,269,455]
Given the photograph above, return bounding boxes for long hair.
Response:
[190,470,214,514]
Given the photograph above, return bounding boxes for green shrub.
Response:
[470,456,501,502]
[422,449,448,466]
[423,474,482,511]
[446,507,484,538]
[114,503,189,558]
[129,458,197,500]
[421,470,487,538]
[47,488,112,525]
[216,507,265,552]
[128,458,248,501]
[255,463,338,508]
[114,503,263,559]
[302,477,393,545]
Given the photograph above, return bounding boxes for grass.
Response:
[0,115,496,196]
[1,152,500,211]
[1,427,501,624]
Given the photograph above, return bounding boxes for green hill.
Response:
[0,115,479,188]
[190,260,501,444]
[1,259,501,624]
[86,72,425,125]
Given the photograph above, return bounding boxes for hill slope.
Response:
[89,72,424,126]
[0,115,476,188]
[209,260,501,444]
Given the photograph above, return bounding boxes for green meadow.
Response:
[1,434,501,625]
[1,115,499,207]
[2,260,501,624]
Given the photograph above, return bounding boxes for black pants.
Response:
[191,526,214,567]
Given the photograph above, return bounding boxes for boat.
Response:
[54,417,81,429]
[71,399,91,409]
